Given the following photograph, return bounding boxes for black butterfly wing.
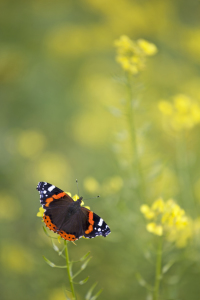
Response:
[58,208,88,241]
[37,182,75,239]
[58,207,111,240]
[37,182,69,208]
[81,207,111,239]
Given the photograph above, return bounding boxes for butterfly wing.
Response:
[37,182,70,208]
[37,182,76,240]
[37,182,111,241]
[59,207,111,240]
[81,207,111,239]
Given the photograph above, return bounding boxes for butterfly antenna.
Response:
[76,179,80,197]
[84,195,100,201]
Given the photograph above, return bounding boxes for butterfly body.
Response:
[37,182,111,241]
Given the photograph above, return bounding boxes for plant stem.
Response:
[64,240,76,300]
[153,236,163,300]
[126,73,146,202]
[175,130,196,215]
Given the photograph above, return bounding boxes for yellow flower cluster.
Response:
[140,198,190,247]
[158,94,200,131]
[114,35,157,75]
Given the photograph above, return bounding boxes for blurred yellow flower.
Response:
[17,130,46,158]
[159,94,200,131]
[140,205,155,219]
[1,244,33,273]
[102,176,124,195]
[137,39,158,56]
[152,198,165,213]
[83,177,100,194]
[0,193,21,221]
[158,101,173,116]
[49,288,67,300]
[36,152,71,186]
[146,222,163,236]
[114,35,157,74]
[141,198,190,246]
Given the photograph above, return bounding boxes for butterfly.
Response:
[37,182,111,241]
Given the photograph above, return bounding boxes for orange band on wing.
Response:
[53,192,66,199]
[59,231,78,241]
[45,192,66,207]
[45,197,54,207]
[43,215,58,232]
[43,215,78,241]
[85,211,94,234]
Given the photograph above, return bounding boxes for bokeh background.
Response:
[1,0,200,300]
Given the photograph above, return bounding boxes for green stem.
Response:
[64,240,76,300]
[126,73,146,202]
[175,130,197,215]
[153,236,163,300]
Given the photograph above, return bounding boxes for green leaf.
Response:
[135,273,153,291]
[71,251,91,263]
[56,245,66,258]
[43,256,67,269]
[72,267,82,279]
[135,272,146,287]
[43,256,55,267]
[79,276,89,285]
[43,226,49,236]
[162,260,175,274]
[80,251,91,262]
[81,257,92,270]
[85,282,98,300]
[90,288,103,300]
[52,240,59,252]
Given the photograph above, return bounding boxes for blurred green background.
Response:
[1,0,200,300]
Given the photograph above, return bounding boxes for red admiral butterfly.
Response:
[37,182,111,241]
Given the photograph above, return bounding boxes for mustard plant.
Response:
[158,94,200,214]
[139,198,190,300]
[114,35,157,202]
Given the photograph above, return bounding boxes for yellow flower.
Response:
[174,94,190,114]
[137,39,158,56]
[102,176,124,195]
[146,222,163,236]
[159,94,200,132]
[158,101,173,116]
[83,177,100,194]
[72,194,90,210]
[17,130,46,159]
[72,194,79,201]
[37,207,45,218]
[151,198,165,213]
[141,198,190,246]
[140,205,155,219]
[114,35,157,75]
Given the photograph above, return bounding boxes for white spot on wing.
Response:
[48,185,55,192]
[98,218,103,227]
[98,228,101,232]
